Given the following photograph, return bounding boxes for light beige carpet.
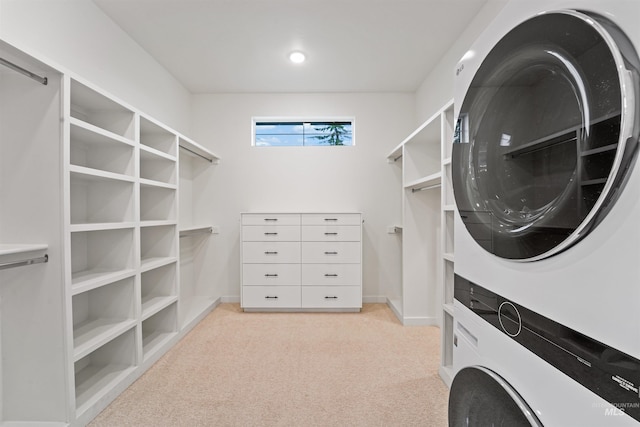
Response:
[90,303,449,426]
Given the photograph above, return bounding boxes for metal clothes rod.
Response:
[0,254,48,271]
[179,227,213,238]
[393,154,403,162]
[412,183,440,192]
[179,145,213,163]
[0,57,48,85]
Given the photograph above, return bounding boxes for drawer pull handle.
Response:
[264,218,278,222]
[324,251,338,255]
[324,232,338,236]
[265,296,279,299]
[264,232,278,236]
[324,218,338,221]
[264,251,278,255]
[324,274,338,277]
[265,274,279,277]
[324,296,338,299]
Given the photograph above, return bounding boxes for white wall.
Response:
[190,93,414,301]
[414,0,507,122]
[0,0,192,134]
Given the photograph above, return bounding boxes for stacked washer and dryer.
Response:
[448,1,640,426]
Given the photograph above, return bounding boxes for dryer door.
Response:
[452,10,640,261]
[449,366,542,427]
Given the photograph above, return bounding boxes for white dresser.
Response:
[241,213,362,311]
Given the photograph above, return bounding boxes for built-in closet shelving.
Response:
[386,100,456,382]
[63,75,222,424]
[439,103,456,387]
[1,38,221,426]
[178,135,220,330]
[66,77,142,421]
[0,40,67,425]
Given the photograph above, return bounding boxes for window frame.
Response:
[251,117,356,147]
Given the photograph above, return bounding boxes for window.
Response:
[252,118,354,147]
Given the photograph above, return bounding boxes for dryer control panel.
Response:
[455,274,640,422]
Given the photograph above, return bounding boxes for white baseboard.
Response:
[363,295,387,303]
[221,295,387,304]
[385,298,438,326]
[220,295,436,326]
[386,298,403,323]
[402,316,438,326]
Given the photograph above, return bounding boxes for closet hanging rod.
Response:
[179,227,213,238]
[179,145,213,163]
[0,254,48,271]
[0,58,48,85]
[411,183,440,192]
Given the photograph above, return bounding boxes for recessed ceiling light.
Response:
[289,51,306,64]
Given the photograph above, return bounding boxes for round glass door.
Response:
[453,10,640,261]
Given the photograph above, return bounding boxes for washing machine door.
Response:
[452,10,640,261]
[449,366,542,427]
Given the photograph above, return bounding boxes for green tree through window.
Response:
[311,123,351,146]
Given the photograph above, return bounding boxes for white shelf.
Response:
[71,267,135,290]
[75,363,136,416]
[141,220,177,228]
[140,115,177,157]
[443,253,454,262]
[72,276,136,361]
[139,178,177,190]
[404,172,442,192]
[142,330,176,361]
[179,136,219,164]
[0,243,47,256]
[71,268,136,295]
[139,144,177,162]
[443,204,456,212]
[142,302,178,359]
[69,222,136,233]
[442,157,452,166]
[73,318,137,361]
[70,117,135,148]
[69,165,135,184]
[74,327,137,415]
[140,256,177,273]
[386,144,403,162]
[142,295,178,320]
[70,78,135,140]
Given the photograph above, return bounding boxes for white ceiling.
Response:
[93,0,489,94]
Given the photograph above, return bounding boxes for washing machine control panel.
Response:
[455,274,640,422]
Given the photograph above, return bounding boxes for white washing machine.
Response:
[450,0,640,425]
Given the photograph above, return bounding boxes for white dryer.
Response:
[450,1,640,425]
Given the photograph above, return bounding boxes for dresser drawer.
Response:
[301,213,361,226]
[242,285,301,308]
[302,225,360,242]
[243,264,301,286]
[302,264,361,286]
[242,225,301,242]
[301,286,361,308]
[242,242,301,263]
[302,242,360,264]
[242,213,300,226]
